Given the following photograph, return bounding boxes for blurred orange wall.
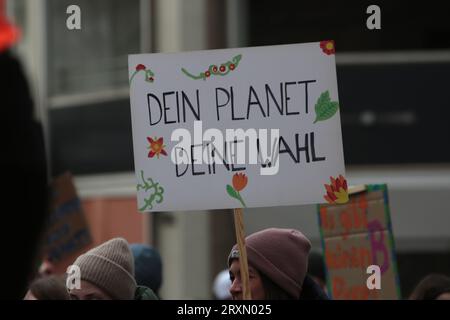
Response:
[51,197,150,274]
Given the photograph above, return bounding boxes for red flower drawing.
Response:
[136,64,146,71]
[147,137,167,159]
[320,40,335,55]
[324,174,348,204]
[130,64,155,84]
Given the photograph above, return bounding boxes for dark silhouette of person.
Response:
[1,2,49,299]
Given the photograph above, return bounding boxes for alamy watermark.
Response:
[366,265,381,290]
[66,5,81,30]
[66,265,81,290]
[170,121,280,176]
[366,5,381,30]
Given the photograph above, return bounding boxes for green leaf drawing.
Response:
[314,91,339,123]
[317,91,330,107]
[227,184,239,200]
[226,184,247,208]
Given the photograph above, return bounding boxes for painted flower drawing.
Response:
[181,54,242,80]
[130,64,155,84]
[147,137,167,159]
[227,173,248,208]
[136,64,146,71]
[324,175,349,204]
[320,40,335,55]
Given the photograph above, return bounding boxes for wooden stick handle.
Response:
[233,207,252,300]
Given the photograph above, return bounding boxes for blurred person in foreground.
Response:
[228,228,329,300]
[69,238,158,300]
[1,0,49,299]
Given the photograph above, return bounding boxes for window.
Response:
[47,0,140,98]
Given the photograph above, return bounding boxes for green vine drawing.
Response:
[181,54,242,80]
[136,170,164,211]
[314,90,339,123]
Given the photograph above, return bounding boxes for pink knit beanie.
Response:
[228,228,311,299]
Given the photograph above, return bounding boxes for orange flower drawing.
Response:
[147,137,167,159]
[232,173,248,192]
[227,173,248,207]
[324,175,349,204]
[320,40,335,55]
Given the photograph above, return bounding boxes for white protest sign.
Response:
[129,41,347,212]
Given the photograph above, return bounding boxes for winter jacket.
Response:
[134,285,159,300]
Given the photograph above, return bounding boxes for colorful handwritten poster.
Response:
[129,41,346,212]
[318,184,401,300]
[43,172,92,263]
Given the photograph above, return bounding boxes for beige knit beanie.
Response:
[73,238,137,300]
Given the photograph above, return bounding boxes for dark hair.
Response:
[28,275,70,300]
[409,274,450,300]
[299,274,330,300]
[259,272,295,300]
[423,286,450,300]
[307,251,326,282]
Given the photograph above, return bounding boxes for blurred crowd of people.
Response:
[20,230,450,301]
[24,238,163,300]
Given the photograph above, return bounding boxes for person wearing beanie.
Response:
[69,238,139,300]
[130,244,163,295]
[228,228,328,300]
